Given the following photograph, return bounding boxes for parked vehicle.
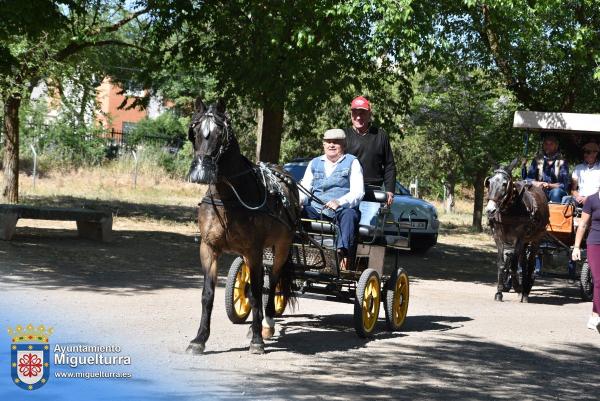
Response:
[283,159,439,253]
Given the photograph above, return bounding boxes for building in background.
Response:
[30,77,169,136]
[96,77,169,141]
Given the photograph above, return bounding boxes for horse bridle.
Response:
[488,169,515,211]
[190,111,232,167]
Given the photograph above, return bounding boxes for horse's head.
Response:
[485,158,519,216]
[187,97,232,184]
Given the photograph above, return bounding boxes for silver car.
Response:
[284,159,439,253]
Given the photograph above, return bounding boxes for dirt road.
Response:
[1,217,598,400]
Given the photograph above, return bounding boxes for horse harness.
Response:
[488,169,516,214]
[200,162,299,231]
[191,109,299,231]
[488,175,543,238]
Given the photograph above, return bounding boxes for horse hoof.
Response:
[494,292,503,302]
[262,326,275,339]
[249,343,265,354]
[186,342,205,355]
[521,295,529,303]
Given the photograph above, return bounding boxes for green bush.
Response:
[128,113,188,147]
[21,120,106,169]
[157,141,194,179]
[19,99,107,169]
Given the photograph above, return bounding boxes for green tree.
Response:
[164,0,414,163]
[409,68,520,230]
[0,0,150,203]
[385,1,600,112]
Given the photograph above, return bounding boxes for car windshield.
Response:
[395,182,411,196]
[284,163,308,182]
[283,161,413,197]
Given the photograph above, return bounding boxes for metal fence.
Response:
[105,128,175,148]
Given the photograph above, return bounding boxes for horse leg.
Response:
[494,239,504,301]
[517,242,529,303]
[262,240,292,339]
[246,253,266,354]
[522,244,537,303]
[186,242,219,354]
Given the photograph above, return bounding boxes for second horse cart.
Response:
[513,111,596,301]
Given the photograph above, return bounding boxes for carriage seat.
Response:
[362,187,388,203]
[301,188,390,245]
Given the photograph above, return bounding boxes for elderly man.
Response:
[567,141,600,206]
[524,135,570,203]
[299,129,364,269]
[343,96,397,206]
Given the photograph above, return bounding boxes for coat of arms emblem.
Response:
[8,324,53,390]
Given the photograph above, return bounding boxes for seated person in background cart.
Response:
[299,129,364,270]
[523,135,570,203]
[572,191,600,334]
[565,141,600,206]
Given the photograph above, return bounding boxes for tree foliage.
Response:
[0,0,150,202]
[405,68,520,229]
[386,1,600,112]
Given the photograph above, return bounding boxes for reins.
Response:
[221,169,268,210]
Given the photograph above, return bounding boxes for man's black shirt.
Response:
[343,126,396,193]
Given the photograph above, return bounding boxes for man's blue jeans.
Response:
[302,205,360,254]
[545,188,567,203]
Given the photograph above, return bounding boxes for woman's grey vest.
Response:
[309,154,357,218]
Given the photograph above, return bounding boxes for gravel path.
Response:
[1,219,598,400]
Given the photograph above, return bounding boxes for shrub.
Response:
[127,113,188,148]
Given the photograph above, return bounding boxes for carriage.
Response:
[512,111,596,301]
[224,187,412,338]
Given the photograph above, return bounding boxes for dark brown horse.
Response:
[485,158,549,302]
[186,98,300,354]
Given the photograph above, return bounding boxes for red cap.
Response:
[351,96,371,111]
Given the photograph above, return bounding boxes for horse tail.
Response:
[279,253,298,311]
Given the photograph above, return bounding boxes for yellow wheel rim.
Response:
[233,263,251,318]
[362,275,381,333]
[274,283,286,315]
[392,272,409,327]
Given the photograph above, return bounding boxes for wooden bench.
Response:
[0,204,112,242]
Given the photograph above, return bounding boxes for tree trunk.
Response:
[255,102,284,163]
[443,179,456,214]
[2,95,21,204]
[472,170,486,232]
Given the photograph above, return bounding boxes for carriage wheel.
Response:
[225,257,252,323]
[262,273,287,317]
[580,261,594,302]
[354,268,381,338]
[384,268,410,331]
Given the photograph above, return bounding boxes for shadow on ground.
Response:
[203,335,598,401]
[0,199,586,305]
[387,241,497,283]
[0,227,236,293]
[23,194,197,223]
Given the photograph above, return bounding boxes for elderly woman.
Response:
[299,128,364,270]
